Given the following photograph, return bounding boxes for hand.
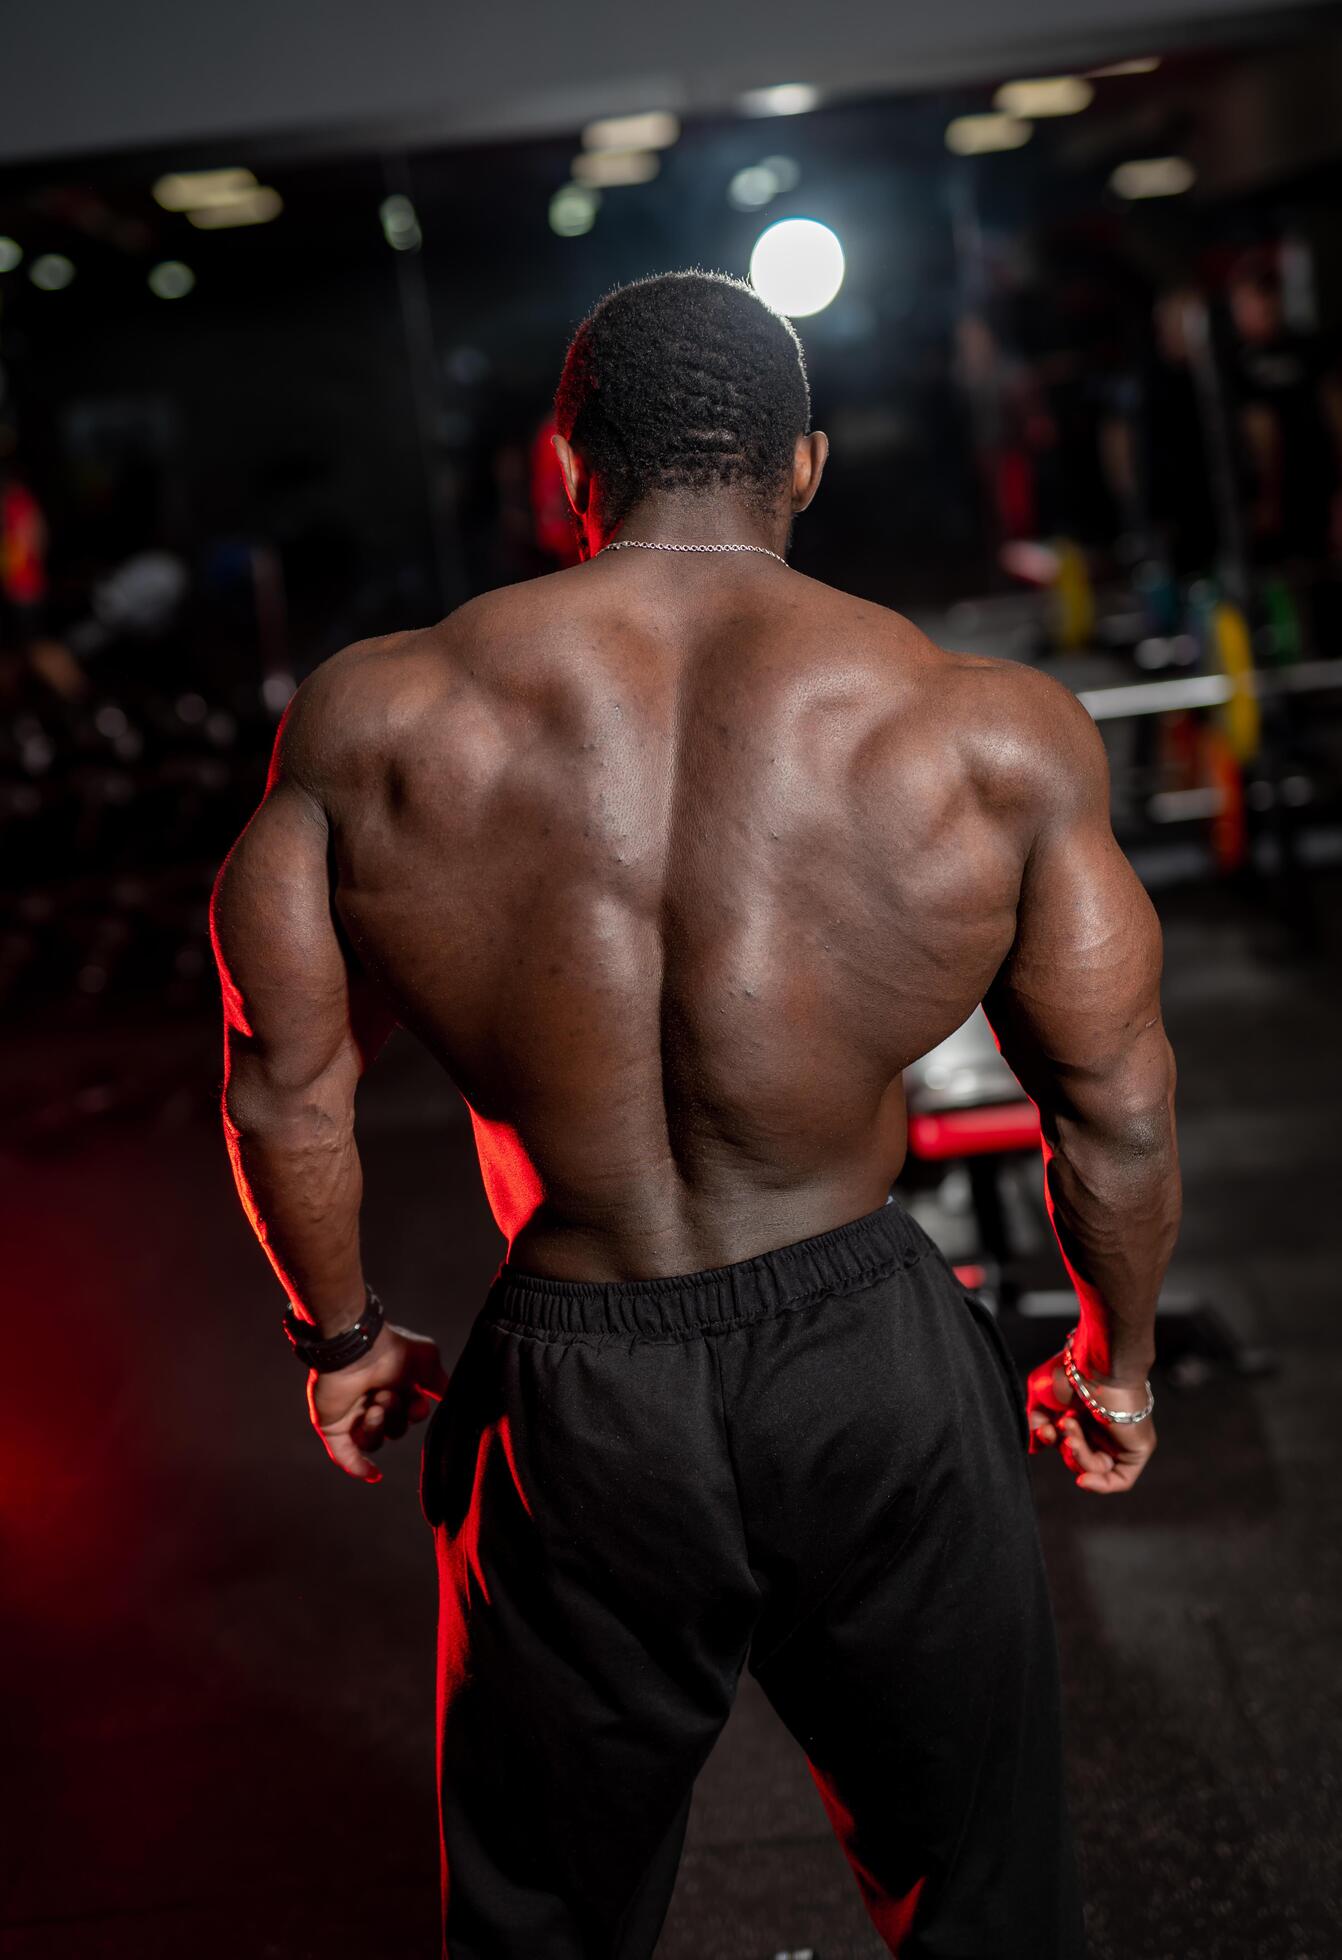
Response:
[307,1322,449,1483]
[1026,1350,1157,1495]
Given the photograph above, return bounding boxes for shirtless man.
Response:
[213,271,1179,1959]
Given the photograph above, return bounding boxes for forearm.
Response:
[1041,1098,1180,1383]
[223,1069,367,1335]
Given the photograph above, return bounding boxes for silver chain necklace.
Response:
[600,539,789,567]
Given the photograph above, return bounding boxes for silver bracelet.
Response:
[1062,1328,1154,1425]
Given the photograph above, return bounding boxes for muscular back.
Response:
[278,557,1075,1277]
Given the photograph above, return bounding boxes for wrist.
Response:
[285,1282,368,1341]
[1062,1327,1155,1427]
[283,1285,385,1371]
[1071,1328,1154,1389]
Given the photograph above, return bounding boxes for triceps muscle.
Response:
[211,781,371,1327]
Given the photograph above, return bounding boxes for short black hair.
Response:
[554,270,811,524]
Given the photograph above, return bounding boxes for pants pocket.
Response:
[962,1291,1031,1455]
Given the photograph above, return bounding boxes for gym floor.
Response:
[1,870,1339,1960]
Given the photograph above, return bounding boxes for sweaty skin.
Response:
[213,453,1179,1494]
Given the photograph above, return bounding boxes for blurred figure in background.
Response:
[1228,248,1342,567]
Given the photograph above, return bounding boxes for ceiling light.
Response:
[749,217,844,318]
[994,76,1094,117]
[582,111,679,152]
[187,186,284,229]
[153,168,257,212]
[1088,56,1161,77]
[0,237,22,273]
[570,150,660,189]
[549,184,600,237]
[29,253,75,290]
[379,193,422,251]
[148,260,195,298]
[740,83,821,118]
[945,114,1033,156]
[1110,156,1195,199]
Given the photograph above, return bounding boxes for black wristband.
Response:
[283,1286,385,1372]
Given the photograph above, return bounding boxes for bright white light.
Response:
[749,218,844,318]
[148,260,195,299]
[1110,156,1195,199]
[187,186,283,229]
[994,76,1094,117]
[0,237,22,274]
[945,114,1033,156]
[570,149,660,189]
[153,168,257,212]
[1088,56,1160,77]
[379,194,422,251]
[740,83,821,118]
[582,111,679,152]
[30,253,75,291]
[549,184,600,237]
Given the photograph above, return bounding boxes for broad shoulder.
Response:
[933,648,1110,822]
[269,583,557,792]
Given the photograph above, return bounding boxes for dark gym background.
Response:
[1,3,1340,1955]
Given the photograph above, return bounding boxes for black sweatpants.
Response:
[420,1199,1084,1959]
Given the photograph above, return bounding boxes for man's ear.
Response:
[552,431,590,516]
[791,430,829,514]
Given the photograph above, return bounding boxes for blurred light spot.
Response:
[740,83,821,117]
[749,218,844,318]
[1088,56,1160,76]
[20,733,54,772]
[77,966,108,997]
[379,193,422,252]
[729,165,780,211]
[730,153,803,210]
[187,187,283,230]
[205,710,237,746]
[148,259,195,299]
[549,184,601,236]
[582,110,679,152]
[154,167,257,212]
[945,113,1033,155]
[994,76,1093,117]
[446,345,490,385]
[260,672,296,714]
[0,237,22,274]
[176,691,208,724]
[94,704,129,738]
[1110,156,1195,199]
[114,730,144,761]
[570,150,659,189]
[760,154,801,192]
[30,254,75,291]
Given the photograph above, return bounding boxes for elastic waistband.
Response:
[482,1197,934,1342]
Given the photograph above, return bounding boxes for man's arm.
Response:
[983,677,1180,1488]
[211,672,445,1480]
[211,714,387,1333]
